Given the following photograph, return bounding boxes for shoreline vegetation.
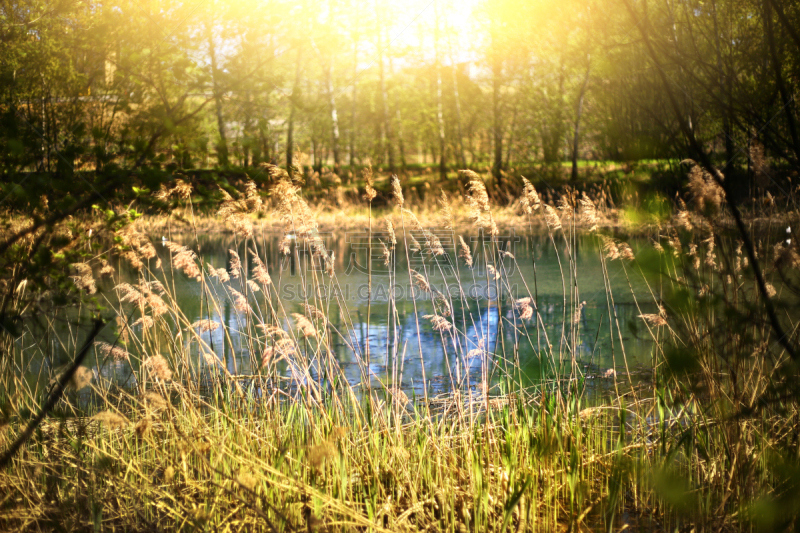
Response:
[124,161,795,236]
[1,166,799,531]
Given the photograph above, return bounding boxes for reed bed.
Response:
[1,164,798,532]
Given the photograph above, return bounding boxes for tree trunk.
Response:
[505,102,518,169]
[571,56,591,182]
[326,61,341,175]
[349,36,358,175]
[435,1,446,179]
[287,48,302,178]
[375,3,395,173]
[207,18,228,166]
[450,46,467,169]
[765,0,800,163]
[711,0,735,174]
[389,55,406,169]
[492,57,503,186]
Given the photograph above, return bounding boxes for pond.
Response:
[26,226,658,402]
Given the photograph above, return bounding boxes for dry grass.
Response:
[1,168,799,531]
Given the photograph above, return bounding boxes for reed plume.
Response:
[422,314,452,332]
[190,319,220,333]
[143,355,172,381]
[686,163,725,213]
[410,270,430,293]
[439,190,454,229]
[164,241,201,281]
[543,204,562,231]
[464,176,498,235]
[391,175,404,207]
[380,241,391,266]
[303,303,327,322]
[458,236,473,267]
[385,218,397,246]
[92,411,128,429]
[520,177,541,214]
[639,305,668,327]
[229,250,242,279]
[434,290,452,317]
[208,266,230,283]
[601,236,620,261]
[250,249,272,286]
[67,366,93,391]
[229,288,252,314]
[557,195,574,223]
[363,163,377,202]
[515,297,534,320]
[94,341,130,361]
[99,259,115,278]
[142,391,167,410]
[145,291,168,316]
[572,301,587,325]
[292,313,317,338]
[115,283,145,306]
[618,242,635,261]
[273,178,317,235]
[579,193,598,232]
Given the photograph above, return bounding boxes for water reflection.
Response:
[37,231,658,395]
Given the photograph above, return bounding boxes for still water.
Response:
[52,229,659,398]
